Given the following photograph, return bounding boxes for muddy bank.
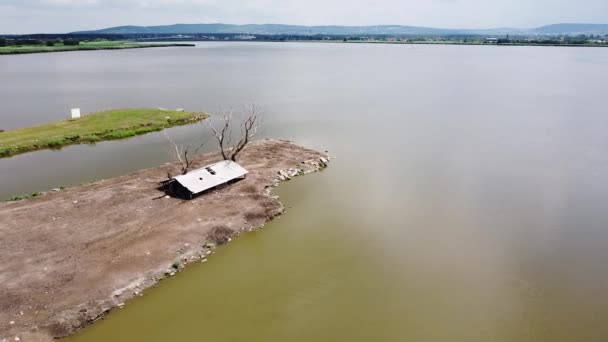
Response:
[0,139,329,342]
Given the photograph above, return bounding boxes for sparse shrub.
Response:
[260,198,277,208]
[107,130,135,139]
[244,210,268,222]
[46,139,66,149]
[241,185,258,193]
[64,134,80,141]
[5,191,42,202]
[171,262,180,270]
[134,127,158,135]
[0,147,12,157]
[207,225,233,245]
[82,135,101,143]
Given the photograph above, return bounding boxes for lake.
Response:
[1,42,608,341]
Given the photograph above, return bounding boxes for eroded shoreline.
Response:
[0,139,329,342]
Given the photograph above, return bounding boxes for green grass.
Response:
[0,108,207,158]
[0,41,195,55]
[4,191,43,202]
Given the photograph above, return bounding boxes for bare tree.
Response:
[164,131,205,178]
[163,103,259,182]
[209,104,261,162]
[209,108,233,161]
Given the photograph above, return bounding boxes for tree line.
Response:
[0,38,80,47]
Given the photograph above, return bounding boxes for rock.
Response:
[175,108,185,112]
[164,195,170,199]
[278,170,292,180]
[117,303,125,308]
[9,321,14,325]
[72,201,78,204]
[51,188,61,192]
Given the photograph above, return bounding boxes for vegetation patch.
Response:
[0,108,207,158]
[244,210,270,222]
[206,225,233,245]
[4,191,43,202]
[0,40,195,55]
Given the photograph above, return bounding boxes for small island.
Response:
[0,139,329,341]
[0,108,207,158]
[0,40,195,55]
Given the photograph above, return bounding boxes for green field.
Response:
[0,41,194,55]
[0,109,207,158]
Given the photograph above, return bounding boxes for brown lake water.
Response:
[1,43,608,341]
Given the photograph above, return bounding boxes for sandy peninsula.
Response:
[0,139,329,342]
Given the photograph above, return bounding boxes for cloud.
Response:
[1,0,607,34]
[2,0,103,8]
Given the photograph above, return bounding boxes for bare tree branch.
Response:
[208,108,233,161]
[229,103,260,162]
[164,131,205,177]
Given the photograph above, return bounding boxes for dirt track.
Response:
[0,139,329,342]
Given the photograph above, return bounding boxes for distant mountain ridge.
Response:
[74,23,608,36]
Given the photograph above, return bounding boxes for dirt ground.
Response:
[0,139,329,342]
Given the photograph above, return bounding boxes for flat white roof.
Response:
[174,160,248,194]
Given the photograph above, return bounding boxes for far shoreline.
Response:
[0,42,195,55]
[137,39,608,49]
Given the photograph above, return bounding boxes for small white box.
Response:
[71,108,81,119]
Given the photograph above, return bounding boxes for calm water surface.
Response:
[1,43,608,341]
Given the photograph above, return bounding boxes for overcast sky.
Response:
[1,0,608,34]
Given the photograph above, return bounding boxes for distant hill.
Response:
[76,24,456,35]
[532,23,608,35]
[73,23,608,36]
